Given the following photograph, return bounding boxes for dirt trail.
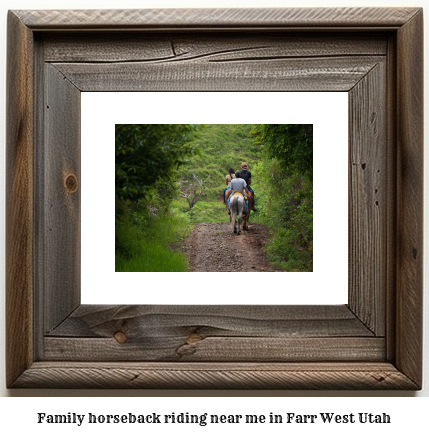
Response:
[184,221,281,272]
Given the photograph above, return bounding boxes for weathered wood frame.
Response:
[6,8,423,390]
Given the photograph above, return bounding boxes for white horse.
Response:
[229,193,245,235]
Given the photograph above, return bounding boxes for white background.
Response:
[81,92,348,305]
[0,0,428,427]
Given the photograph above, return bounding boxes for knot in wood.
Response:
[186,333,203,344]
[65,174,78,193]
[114,331,128,343]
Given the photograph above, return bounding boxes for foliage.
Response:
[176,199,230,224]
[177,124,259,205]
[115,124,199,204]
[251,124,313,180]
[251,125,313,271]
[115,123,313,273]
[115,197,191,272]
[116,249,187,272]
[265,174,313,271]
[178,172,210,209]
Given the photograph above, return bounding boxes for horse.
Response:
[229,193,245,235]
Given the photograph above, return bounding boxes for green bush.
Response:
[252,158,313,272]
[177,124,258,204]
[115,198,191,272]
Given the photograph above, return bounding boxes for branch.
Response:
[178,172,210,208]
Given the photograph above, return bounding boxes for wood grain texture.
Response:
[11,362,419,390]
[44,305,380,362]
[44,337,385,362]
[395,9,424,387]
[348,61,386,335]
[47,305,375,338]
[14,8,420,29]
[43,64,81,333]
[52,56,384,92]
[42,33,388,63]
[6,8,423,390]
[33,38,47,361]
[6,11,35,388]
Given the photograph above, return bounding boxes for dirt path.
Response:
[184,221,281,272]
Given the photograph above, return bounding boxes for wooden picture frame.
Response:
[6,7,423,390]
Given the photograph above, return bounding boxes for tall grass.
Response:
[115,242,188,272]
[115,202,191,272]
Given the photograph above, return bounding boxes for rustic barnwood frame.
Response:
[6,8,423,389]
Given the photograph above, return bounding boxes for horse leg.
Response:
[231,208,237,234]
[230,198,236,233]
[245,211,250,230]
[244,193,252,230]
[241,206,246,230]
[240,208,247,231]
[237,204,243,235]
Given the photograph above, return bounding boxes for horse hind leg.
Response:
[243,213,249,231]
[243,194,251,230]
[230,202,236,234]
[231,211,237,234]
[237,204,244,235]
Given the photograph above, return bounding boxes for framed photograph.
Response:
[6,7,423,389]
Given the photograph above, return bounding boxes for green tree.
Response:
[251,124,313,180]
[115,124,199,203]
[115,124,198,271]
[251,124,313,271]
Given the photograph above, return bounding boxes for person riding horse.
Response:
[223,167,235,205]
[225,171,250,214]
[239,162,256,211]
